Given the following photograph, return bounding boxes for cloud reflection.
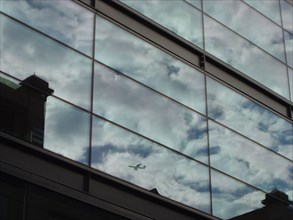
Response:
[1,0,94,55]
[207,77,293,160]
[204,15,289,99]
[93,62,208,164]
[203,0,285,62]
[211,169,265,219]
[120,0,203,47]
[91,117,211,213]
[280,0,293,34]
[0,14,92,110]
[95,15,206,115]
[244,0,282,25]
[209,120,292,199]
[284,31,293,68]
[44,97,90,164]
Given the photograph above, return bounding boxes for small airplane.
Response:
[128,163,146,171]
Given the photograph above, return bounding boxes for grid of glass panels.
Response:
[0,1,292,219]
[121,0,293,101]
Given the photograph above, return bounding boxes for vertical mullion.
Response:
[201,0,205,51]
[201,0,212,215]
[279,0,292,102]
[205,76,213,215]
[88,13,96,168]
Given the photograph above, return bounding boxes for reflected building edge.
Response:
[230,190,293,220]
[0,74,53,147]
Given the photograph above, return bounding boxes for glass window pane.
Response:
[203,0,285,62]
[244,0,282,25]
[211,169,265,219]
[207,77,293,160]
[0,14,92,110]
[91,116,211,213]
[284,30,293,68]
[281,0,293,34]
[185,0,202,10]
[204,15,290,99]
[120,0,203,47]
[289,68,293,101]
[44,97,90,165]
[209,120,292,199]
[93,62,208,164]
[95,15,206,114]
[1,0,94,56]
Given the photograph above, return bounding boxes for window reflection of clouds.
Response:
[95,15,206,115]
[281,0,293,34]
[203,0,285,62]
[209,120,292,199]
[44,97,90,165]
[120,0,203,47]
[0,14,92,110]
[284,31,293,68]
[1,0,94,56]
[289,68,293,101]
[211,169,264,219]
[204,15,289,99]
[93,62,208,164]
[91,117,211,213]
[243,0,281,25]
[184,0,201,10]
[207,77,293,160]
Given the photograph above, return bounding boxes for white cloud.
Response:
[209,120,292,198]
[0,14,92,109]
[204,15,289,99]
[93,62,208,163]
[95,15,206,115]
[44,97,90,163]
[207,77,293,160]
[91,120,211,213]
[1,0,94,55]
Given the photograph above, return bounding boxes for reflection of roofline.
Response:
[263,189,292,207]
[0,76,20,89]
[20,75,54,96]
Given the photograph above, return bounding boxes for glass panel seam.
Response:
[91,112,210,168]
[0,11,92,60]
[241,0,283,29]
[0,70,93,115]
[206,74,293,122]
[208,118,293,162]
[88,13,97,167]
[210,167,293,207]
[203,12,287,65]
[93,60,207,117]
[279,0,292,101]
[97,2,291,109]
[204,75,213,214]
[95,11,202,70]
[210,167,267,195]
[201,0,206,51]
[118,0,203,49]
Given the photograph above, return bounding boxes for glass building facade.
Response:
[0,0,292,219]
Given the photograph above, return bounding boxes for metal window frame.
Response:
[84,0,293,120]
